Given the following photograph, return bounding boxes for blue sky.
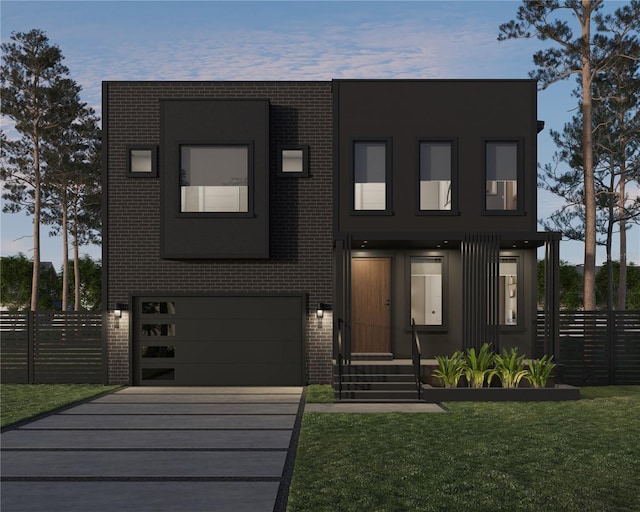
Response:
[1,0,638,269]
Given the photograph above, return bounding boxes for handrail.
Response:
[411,318,422,400]
[336,318,344,400]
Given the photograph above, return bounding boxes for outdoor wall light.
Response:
[317,302,333,319]
[115,302,129,319]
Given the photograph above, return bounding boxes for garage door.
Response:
[132,295,305,386]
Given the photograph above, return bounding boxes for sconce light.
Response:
[114,302,128,319]
[316,302,332,319]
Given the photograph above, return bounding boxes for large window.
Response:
[354,141,388,211]
[419,141,452,211]
[180,145,249,213]
[410,257,443,326]
[499,257,518,325]
[485,141,519,211]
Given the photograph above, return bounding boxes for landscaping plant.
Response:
[525,355,556,388]
[431,350,465,388]
[491,347,529,388]
[464,343,495,388]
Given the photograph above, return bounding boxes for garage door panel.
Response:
[134,295,305,386]
[140,340,301,365]
[140,319,301,342]
[171,297,302,319]
[140,363,303,386]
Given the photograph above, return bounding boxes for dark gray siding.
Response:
[334,79,538,236]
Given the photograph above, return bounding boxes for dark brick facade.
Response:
[103,82,334,384]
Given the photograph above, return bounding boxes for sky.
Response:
[1,0,639,270]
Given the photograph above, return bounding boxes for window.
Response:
[354,141,389,211]
[410,257,443,326]
[278,145,309,177]
[142,302,175,315]
[485,141,519,211]
[419,141,453,211]
[127,145,157,177]
[180,145,250,213]
[499,257,518,325]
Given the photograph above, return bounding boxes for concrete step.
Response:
[338,381,418,391]
[335,373,416,383]
[334,364,415,375]
[335,389,422,401]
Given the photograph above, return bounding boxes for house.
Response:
[102,79,561,388]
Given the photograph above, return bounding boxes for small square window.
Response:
[278,145,309,177]
[127,145,158,177]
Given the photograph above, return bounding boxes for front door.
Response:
[351,257,391,353]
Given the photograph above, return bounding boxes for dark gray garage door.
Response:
[132,295,305,386]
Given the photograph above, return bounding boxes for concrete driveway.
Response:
[1,386,304,512]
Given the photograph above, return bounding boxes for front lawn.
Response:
[1,384,120,428]
[289,386,640,512]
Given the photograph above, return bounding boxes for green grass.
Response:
[288,386,640,512]
[306,384,335,403]
[1,384,120,428]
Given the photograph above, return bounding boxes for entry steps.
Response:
[333,360,427,402]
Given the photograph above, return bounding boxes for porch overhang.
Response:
[344,231,561,250]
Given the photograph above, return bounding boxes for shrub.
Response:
[525,355,556,388]
[432,351,465,388]
[491,347,529,388]
[464,343,495,388]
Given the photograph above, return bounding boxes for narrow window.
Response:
[141,324,175,336]
[180,145,249,213]
[354,142,387,211]
[142,368,175,380]
[141,302,176,315]
[410,257,443,326]
[141,346,175,358]
[499,257,518,325]
[420,142,452,211]
[486,141,518,211]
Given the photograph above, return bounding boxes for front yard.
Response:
[289,386,640,512]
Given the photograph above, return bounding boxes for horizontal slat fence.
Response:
[1,311,104,384]
[537,310,640,386]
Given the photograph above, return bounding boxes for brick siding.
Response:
[105,81,334,384]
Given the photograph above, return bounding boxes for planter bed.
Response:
[422,384,580,403]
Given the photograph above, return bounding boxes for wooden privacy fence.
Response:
[537,310,640,386]
[0,311,104,384]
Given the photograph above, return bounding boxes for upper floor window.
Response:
[353,141,390,212]
[180,145,250,213]
[127,145,158,177]
[485,141,520,212]
[419,141,454,211]
[278,145,309,177]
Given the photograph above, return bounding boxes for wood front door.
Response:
[351,257,391,353]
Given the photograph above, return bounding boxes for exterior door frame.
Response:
[350,255,393,354]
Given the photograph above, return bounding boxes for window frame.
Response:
[350,138,393,215]
[176,141,255,218]
[277,145,309,178]
[406,252,449,332]
[482,138,525,215]
[416,137,459,216]
[126,145,158,178]
[498,253,523,330]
